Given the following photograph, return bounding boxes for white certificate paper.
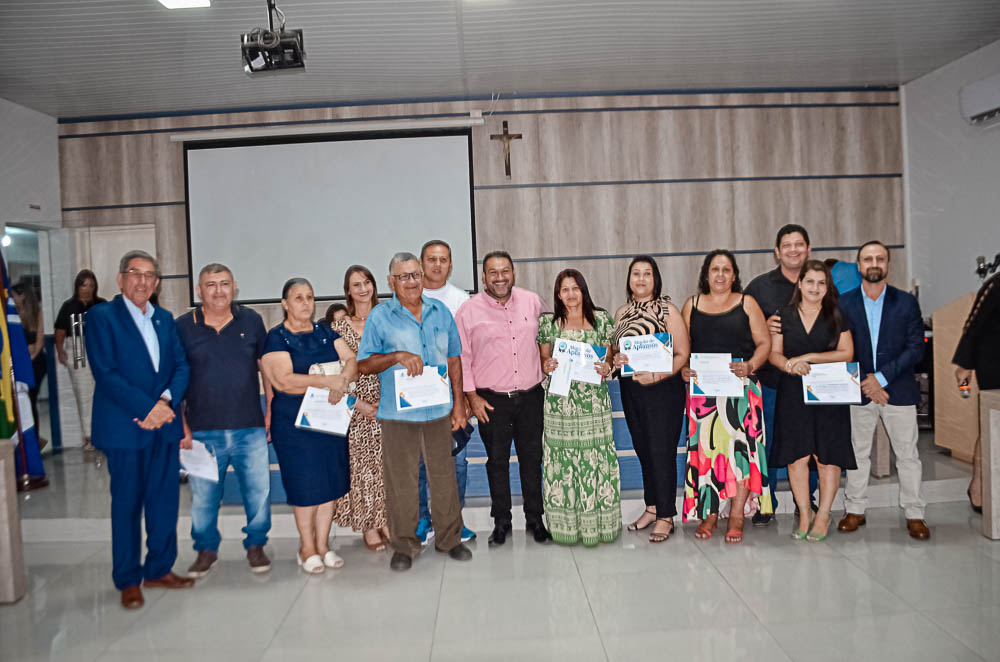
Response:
[295,386,356,435]
[802,362,861,404]
[619,332,673,376]
[690,353,745,398]
[179,440,220,482]
[549,339,608,396]
[395,365,452,410]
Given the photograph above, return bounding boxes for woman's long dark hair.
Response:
[73,269,98,301]
[697,249,742,294]
[343,265,379,317]
[553,269,597,328]
[625,255,662,301]
[788,259,844,338]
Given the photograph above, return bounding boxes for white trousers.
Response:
[845,402,925,519]
[67,359,95,439]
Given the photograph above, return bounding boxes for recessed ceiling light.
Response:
[158,0,211,9]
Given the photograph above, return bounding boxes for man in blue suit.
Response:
[86,249,193,608]
[836,241,930,540]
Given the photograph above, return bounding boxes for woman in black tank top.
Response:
[609,256,690,543]
[680,250,773,544]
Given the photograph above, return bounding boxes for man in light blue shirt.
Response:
[358,251,472,571]
[861,285,888,388]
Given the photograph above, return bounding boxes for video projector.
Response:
[241,27,304,76]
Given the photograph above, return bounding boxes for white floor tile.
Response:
[602,626,793,662]
[767,611,985,662]
[713,556,911,625]
[922,605,1000,661]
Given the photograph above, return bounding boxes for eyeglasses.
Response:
[391,272,423,282]
[122,269,157,281]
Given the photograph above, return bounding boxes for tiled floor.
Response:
[4,501,999,662]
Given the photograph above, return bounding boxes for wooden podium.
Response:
[933,292,979,462]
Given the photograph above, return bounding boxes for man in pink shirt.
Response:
[455,251,552,545]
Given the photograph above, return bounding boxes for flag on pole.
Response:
[0,250,45,479]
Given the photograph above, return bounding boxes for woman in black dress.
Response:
[260,278,358,573]
[769,260,855,542]
[953,271,1000,512]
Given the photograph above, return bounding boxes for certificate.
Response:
[179,440,220,482]
[690,353,744,398]
[548,339,609,396]
[802,362,861,404]
[619,332,673,376]
[395,365,452,410]
[295,386,356,435]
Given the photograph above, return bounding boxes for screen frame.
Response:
[182,127,478,306]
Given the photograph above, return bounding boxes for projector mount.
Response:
[241,0,305,75]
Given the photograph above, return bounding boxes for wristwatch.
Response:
[348,381,357,395]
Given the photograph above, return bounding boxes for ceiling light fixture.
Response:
[158,0,211,8]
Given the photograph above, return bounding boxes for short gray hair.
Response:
[388,251,420,274]
[198,263,233,281]
[119,250,160,277]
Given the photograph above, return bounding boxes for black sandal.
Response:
[628,507,657,531]
[649,518,673,543]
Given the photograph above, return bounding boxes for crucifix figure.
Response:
[490,120,522,179]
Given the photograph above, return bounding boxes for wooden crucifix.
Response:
[490,120,522,179]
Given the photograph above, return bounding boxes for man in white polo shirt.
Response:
[418,240,476,545]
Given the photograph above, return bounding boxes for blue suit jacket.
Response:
[85,295,189,450]
[839,285,924,406]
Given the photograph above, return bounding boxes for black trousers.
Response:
[476,385,544,526]
[619,374,686,518]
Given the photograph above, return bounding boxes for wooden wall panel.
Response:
[60,133,183,208]
[57,89,904,317]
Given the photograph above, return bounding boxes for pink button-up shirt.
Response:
[455,287,546,393]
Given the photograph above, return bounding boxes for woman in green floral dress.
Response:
[537,269,621,546]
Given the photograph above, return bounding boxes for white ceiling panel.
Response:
[0,0,997,118]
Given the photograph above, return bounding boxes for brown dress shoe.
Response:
[143,572,196,589]
[837,513,867,532]
[907,519,931,540]
[121,585,144,609]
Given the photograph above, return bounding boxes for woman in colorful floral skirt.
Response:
[680,250,773,544]
[537,269,621,546]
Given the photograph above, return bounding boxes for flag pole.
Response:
[13,363,47,492]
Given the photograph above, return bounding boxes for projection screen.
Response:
[184,129,476,304]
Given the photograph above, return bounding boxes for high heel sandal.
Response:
[628,507,657,531]
[694,514,718,540]
[649,518,673,543]
[806,511,831,543]
[968,487,983,514]
[792,511,814,541]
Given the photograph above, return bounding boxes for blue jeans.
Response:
[418,443,468,522]
[189,427,271,551]
[761,385,817,510]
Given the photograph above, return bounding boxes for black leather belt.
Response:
[476,384,543,399]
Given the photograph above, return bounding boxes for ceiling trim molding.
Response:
[57,84,899,124]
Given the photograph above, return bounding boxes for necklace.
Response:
[351,314,366,322]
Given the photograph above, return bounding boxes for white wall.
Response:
[903,39,1000,315]
[0,97,61,229]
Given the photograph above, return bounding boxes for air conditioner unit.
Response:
[959,72,1000,128]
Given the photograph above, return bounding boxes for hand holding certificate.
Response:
[395,364,452,410]
[179,440,219,482]
[802,362,861,404]
[689,353,745,398]
[295,386,356,435]
[548,338,609,397]
[619,333,673,376]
